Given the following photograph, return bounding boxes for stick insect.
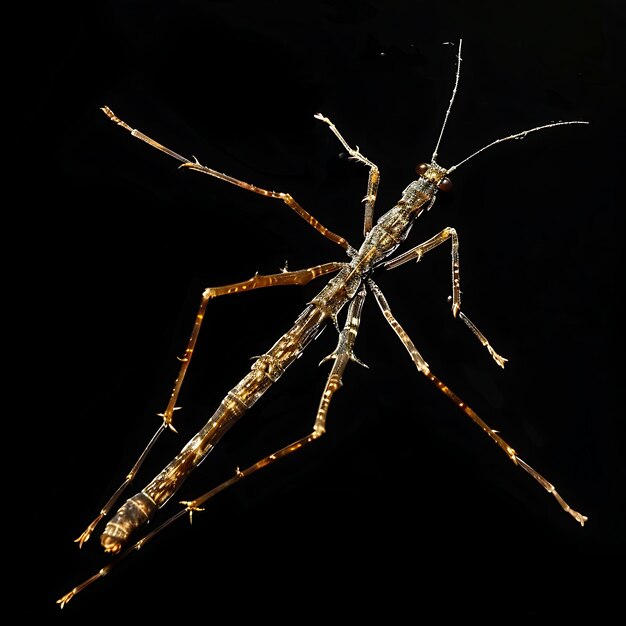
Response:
[58,40,588,607]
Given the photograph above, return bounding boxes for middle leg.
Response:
[383,227,507,368]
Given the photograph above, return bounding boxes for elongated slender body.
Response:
[101,177,435,552]
[59,41,587,608]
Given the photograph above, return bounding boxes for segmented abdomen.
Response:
[100,492,157,553]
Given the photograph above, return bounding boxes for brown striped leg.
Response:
[58,288,367,608]
[102,106,353,252]
[74,262,346,547]
[384,227,507,368]
[368,278,587,526]
[314,114,380,236]
[182,158,353,251]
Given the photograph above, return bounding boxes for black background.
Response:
[25,0,622,619]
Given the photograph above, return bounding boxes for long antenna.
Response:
[446,120,589,173]
[431,39,463,163]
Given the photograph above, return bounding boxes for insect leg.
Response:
[314,113,380,236]
[102,106,353,252]
[368,278,587,526]
[384,227,507,367]
[75,262,345,547]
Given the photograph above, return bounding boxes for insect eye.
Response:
[437,177,452,192]
[416,163,429,175]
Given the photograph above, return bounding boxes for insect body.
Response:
[58,40,587,607]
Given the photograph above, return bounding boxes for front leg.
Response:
[314,113,380,236]
[384,227,507,368]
